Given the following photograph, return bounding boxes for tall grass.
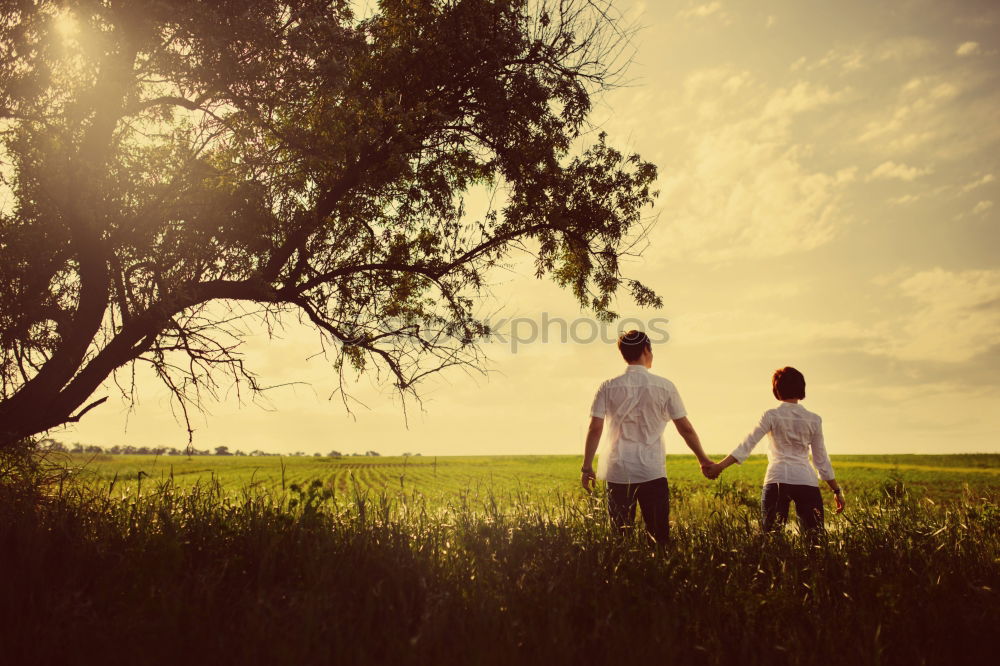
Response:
[1,453,996,665]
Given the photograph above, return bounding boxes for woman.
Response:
[705,366,845,533]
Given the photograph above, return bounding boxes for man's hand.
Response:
[581,417,603,494]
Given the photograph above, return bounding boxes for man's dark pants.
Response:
[606,476,670,544]
[761,482,824,533]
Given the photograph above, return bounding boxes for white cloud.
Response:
[868,160,932,181]
[857,76,963,152]
[678,2,724,19]
[956,41,981,56]
[888,194,921,205]
[763,82,846,118]
[972,200,994,215]
[835,167,858,184]
[876,268,1000,363]
[653,69,852,262]
[962,174,995,192]
[877,37,936,62]
[820,48,866,73]
[795,47,866,75]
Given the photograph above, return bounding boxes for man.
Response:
[581,330,713,544]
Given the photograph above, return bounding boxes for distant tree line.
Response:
[34,438,410,458]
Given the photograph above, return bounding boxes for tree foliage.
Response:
[0,0,660,447]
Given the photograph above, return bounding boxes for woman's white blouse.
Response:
[729,402,835,487]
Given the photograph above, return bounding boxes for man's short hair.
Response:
[618,330,651,363]
[772,366,806,400]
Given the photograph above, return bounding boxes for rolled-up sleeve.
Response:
[810,417,836,481]
[730,411,772,463]
[590,383,607,419]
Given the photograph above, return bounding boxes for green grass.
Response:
[62,452,1000,504]
[1,452,997,665]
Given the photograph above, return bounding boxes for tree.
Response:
[38,437,67,452]
[0,0,659,449]
[214,445,231,456]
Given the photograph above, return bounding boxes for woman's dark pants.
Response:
[761,483,824,533]
[607,477,670,544]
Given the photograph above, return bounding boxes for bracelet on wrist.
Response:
[581,466,594,474]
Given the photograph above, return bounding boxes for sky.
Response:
[64,0,999,456]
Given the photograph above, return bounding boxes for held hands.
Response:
[700,460,722,480]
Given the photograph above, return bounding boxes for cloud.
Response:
[677,2,730,22]
[868,160,932,181]
[792,47,866,75]
[875,268,1000,363]
[799,36,939,77]
[972,200,994,215]
[956,41,981,56]
[835,167,858,184]
[962,174,995,192]
[877,37,937,62]
[818,48,866,73]
[651,70,852,262]
[762,82,846,118]
[856,75,967,153]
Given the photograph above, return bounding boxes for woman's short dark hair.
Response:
[618,330,651,363]
[772,366,806,400]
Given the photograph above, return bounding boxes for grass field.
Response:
[2,451,997,665]
[61,452,1000,500]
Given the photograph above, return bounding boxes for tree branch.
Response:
[65,396,108,423]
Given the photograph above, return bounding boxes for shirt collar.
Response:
[625,365,649,373]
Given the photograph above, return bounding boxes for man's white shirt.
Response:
[590,365,687,484]
[729,402,835,487]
